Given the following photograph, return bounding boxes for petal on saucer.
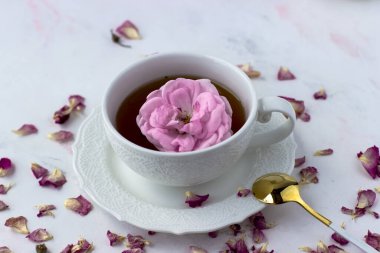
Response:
[237,187,251,197]
[185,191,209,208]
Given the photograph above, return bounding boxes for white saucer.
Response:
[72,108,296,235]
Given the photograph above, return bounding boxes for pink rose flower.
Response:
[137,78,233,152]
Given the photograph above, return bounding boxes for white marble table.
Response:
[1,0,379,252]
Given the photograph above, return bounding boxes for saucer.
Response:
[72,108,296,235]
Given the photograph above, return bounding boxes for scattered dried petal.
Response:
[314,148,334,156]
[31,163,49,179]
[0,158,13,177]
[300,167,319,184]
[48,130,74,143]
[64,195,92,216]
[116,20,141,40]
[185,191,209,208]
[208,231,218,238]
[229,224,242,236]
[0,184,11,194]
[252,242,273,253]
[36,244,48,253]
[298,246,314,253]
[331,232,349,246]
[110,30,132,48]
[60,244,73,253]
[252,227,266,243]
[63,239,93,253]
[126,234,150,250]
[121,249,144,253]
[327,245,348,253]
[237,64,261,79]
[0,200,9,211]
[313,89,327,100]
[357,146,380,179]
[340,206,354,216]
[316,241,328,253]
[375,186,380,193]
[295,156,306,168]
[147,231,156,236]
[13,124,38,136]
[39,168,67,188]
[299,112,311,122]
[27,228,53,242]
[248,212,272,230]
[36,204,56,217]
[226,238,249,253]
[278,96,305,118]
[53,95,86,124]
[189,246,208,253]
[0,247,12,253]
[237,187,251,197]
[107,230,125,246]
[341,189,377,219]
[4,216,29,234]
[365,230,380,251]
[277,66,296,80]
[68,95,85,111]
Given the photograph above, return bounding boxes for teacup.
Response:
[102,53,296,186]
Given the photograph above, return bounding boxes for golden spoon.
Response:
[251,172,377,253]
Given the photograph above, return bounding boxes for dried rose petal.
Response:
[340,206,354,216]
[12,124,38,136]
[277,66,296,80]
[116,20,141,40]
[357,146,380,179]
[64,195,92,216]
[365,230,380,251]
[278,96,305,118]
[314,148,334,156]
[36,204,56,217]
[252,227,266,243]
[0,158,13,177]
[226,238,249,253]
[313,89,327,100]
[126,234,150,250]
[26,228,53,242]
[0,247,12,253]
[300,167,319,184]
[31,163,49,179]
[295,156,306,168]
[147,231,156,236]
[237,64,261,79]
[39,168,67,188]
[4,216,29,234]
[121,249,144,253]
[237,187,251,197]
[252,242,273,253]
[189,246,208,253]
[229,224,241,236]
[60,244,73,253]
[249,212,272,230]
[331,232,349,245]
[107,230,125,246]
[185,191,209,208]
[298,246,314,253]
[0,200,9,211]
[110,30,132,48]
[208,231,218,238]
[0,184,11,194]
[53,95,86,124]
[328,245,348,253]
[68,95,85,111]
[356,189,376,209]
[61,239,93,253]
[48,130,74,143]
[299,112,311,122]
[36,244,48,253]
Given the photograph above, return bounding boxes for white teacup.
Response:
[102,53,296,186]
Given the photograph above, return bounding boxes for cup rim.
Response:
[102,52,257,157]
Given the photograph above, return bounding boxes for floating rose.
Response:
[48,130,74,143]
[27,229,53,242]
[277,66,296,80]
[237,64,261,79]
[36,244,48,253]
[4,216,29,234]
[331,232,349,246]
[357,146,380,179]
[278,96,310,122]
[300,167,319,184]
[116,20,141,40]
[208,231,218,238]
[0,200,9,211]
[341,189,378,219]
[61,238,93,253]
[64,195,92,216]
[189,246,208,253]
[365,230,380,251]
[53,95,85,124]
[185,191,209,208]
[126,234,150,250]
[36,204,56,217]
[313,89,327,100]
[12,124,38,136]
[0,184,11,194]
[314,148,334,156]
[39,168,67,188]
[0,247,12,253]
[137,78,233,152]
[295,156,306,168]
[31,163,49,179]
[237,187,251,197]
[0,158,13,177]
[106,230,125,246]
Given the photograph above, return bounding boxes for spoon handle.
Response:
[329,222,377,253]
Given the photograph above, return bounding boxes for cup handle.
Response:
[250,96,296,148]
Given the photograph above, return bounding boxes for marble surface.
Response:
[0,0,379,252]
